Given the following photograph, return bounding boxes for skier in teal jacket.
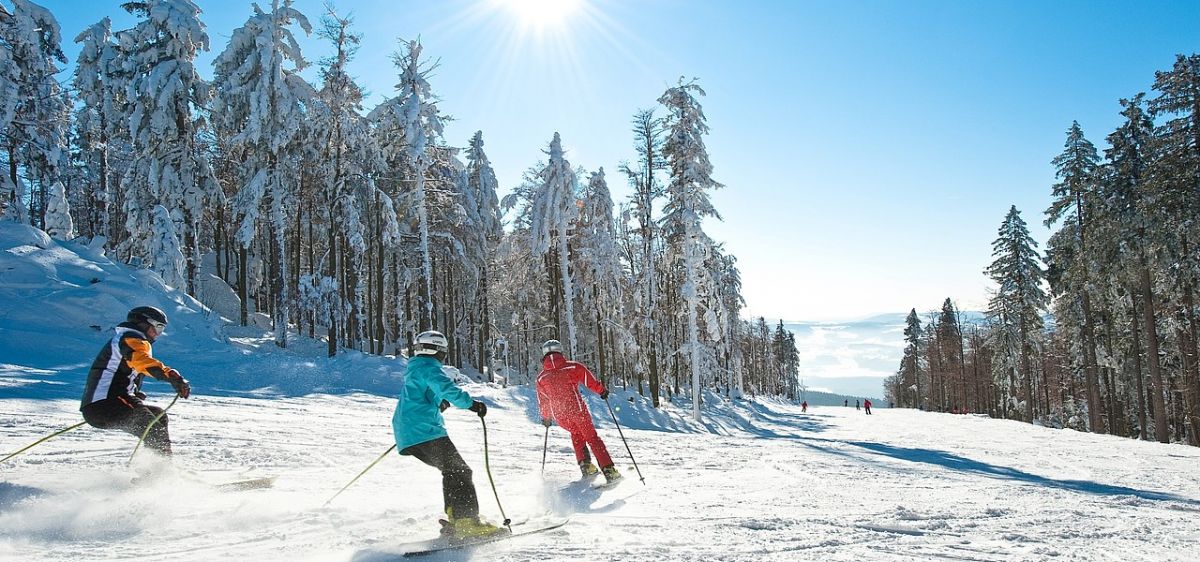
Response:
[392,330,503,540]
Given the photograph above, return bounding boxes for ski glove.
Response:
[541,418,552,427]
[167,369,191,399]
[439,400,450,412]
[599,389,609,400]
[469,400,487,418]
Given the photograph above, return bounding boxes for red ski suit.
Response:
[536,353,613,468]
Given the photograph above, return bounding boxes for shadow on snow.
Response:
[790,436,1198,505]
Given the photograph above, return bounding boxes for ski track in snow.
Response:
[3,391,1200,562]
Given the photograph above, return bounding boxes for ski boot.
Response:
[440,508,506,541]
[601,464,623,484]
[450,516,505,540]
[579,460,599,478]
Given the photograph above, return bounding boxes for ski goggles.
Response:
[147,320,167,335]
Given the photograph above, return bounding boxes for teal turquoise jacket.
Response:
[392,356,475,452]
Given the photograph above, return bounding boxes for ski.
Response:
[390,519,569,558]
[213,476,275,491]
[556,477,622,493]
[590,478,622,490]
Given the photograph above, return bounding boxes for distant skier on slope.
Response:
[864,399,873,415]
[392,330,504,540]
[80,306,190,457]
[801,401,808,413]
[537,339,622,484]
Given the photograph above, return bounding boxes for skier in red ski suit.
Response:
[536,339,621,483]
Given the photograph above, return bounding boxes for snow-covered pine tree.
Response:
[936,298,967,412]
[0,10,16,132]
[985,206,1048,423]
[1103,93,1167,442]
[713,251,745,397]
[0,7,20,222]
[574,167,627,383]
[147,203,186,289]
[771,320,799,399]
[658,78,723,422]
[619,108,665,406]
[419,145,480,363]
[43,180,72,239]
[495,166,555,378]
[115,0,219,295]
[466,131,503,375]
[745,316,777,396]
[72,17,118,242]
[1044,121,1105,432]
[370,37,444,331]
[2,0,69,229]
[530,132,581,356]
[310,6,378,356]
[1149,55,1200,443]
[211,0,314,346]
[901,308,923,408]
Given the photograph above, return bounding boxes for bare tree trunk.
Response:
[374,197,385,355]
[214,207,224,283]
[222,211,232,282]
[238,245,248,326]
[391,255,401,353]
[1131,294,1148,440]
[1140,263,1169,443]
[97,133,109,239]
[596,309,607,386]
[1020,319,1034,422]
[971,333,982,413]
[1180,286,1200,445]
[480,261,492,381]
[403,286,413,356]
[1081,293,1105,432]
[347,235,361,351]
[292,201,303,336]
[327,225,338,357]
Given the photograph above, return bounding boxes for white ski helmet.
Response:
[414,330,449,358]
[541,339,564,357]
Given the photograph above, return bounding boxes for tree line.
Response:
[0,0,802,421]
[886,53,1200,446]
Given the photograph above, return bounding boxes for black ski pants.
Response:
[402,436,479,519]
[81,399,172,455]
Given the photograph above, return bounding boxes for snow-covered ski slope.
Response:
[3,223,1200,561]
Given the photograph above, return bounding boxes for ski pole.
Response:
[540,425,549,475]
[127,394,178,465]
[480,416,512,531]
[604,397,645,484]
[323,444,396,507]
[1,421,87,464]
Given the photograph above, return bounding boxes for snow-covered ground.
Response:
[5,392,1200,561]
[4,224,1200,561]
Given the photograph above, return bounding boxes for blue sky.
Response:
[38,0,1200,321]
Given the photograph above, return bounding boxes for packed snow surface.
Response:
[3,223,1200,561]
[6,386,1200,560]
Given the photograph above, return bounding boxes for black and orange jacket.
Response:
[80,322,178,411]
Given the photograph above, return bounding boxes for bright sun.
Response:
[492,0,584,31]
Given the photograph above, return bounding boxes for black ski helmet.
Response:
[127,306,168,326]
